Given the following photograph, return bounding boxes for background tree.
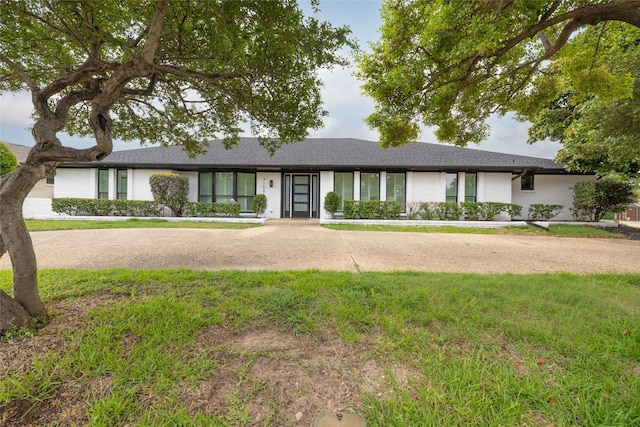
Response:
[571,177,635,221]
[525,24,640,175]
[149,172,189,217]
[0,0,351,331]
[357,0,640,166]
[0,141,18,175]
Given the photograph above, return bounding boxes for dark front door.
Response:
[292,175,310,218]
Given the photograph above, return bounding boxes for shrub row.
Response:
[184,201,240,217]
[52,198,242,218]
[341,200,563,221]
[405,201,523,221]
[343,200,401,219]
[52,198,161,217]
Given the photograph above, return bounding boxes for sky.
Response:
[0,0,562,159]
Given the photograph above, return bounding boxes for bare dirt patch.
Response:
[180,325,418,425]
[1,299,420,426]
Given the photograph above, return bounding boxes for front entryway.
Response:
[282,173,319,218]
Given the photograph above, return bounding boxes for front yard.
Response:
[2,269,639,426]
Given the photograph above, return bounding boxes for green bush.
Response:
[51,198,161,217]
[251,194,267,217]
[342,200,400,219]
[185,201,240,217]
[323,191,340,218]
[572,178,634,221]
[528,204,564,221]
[149,172,189,217]
[0,141,18,175]
[461,201,483,220]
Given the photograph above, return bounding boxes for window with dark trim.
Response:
[521,175,534,191]
[334,172,353,211]
[465,172,477,202]
[446,173,458,202]
[386,172,406,211]
[360,172,380,201]
[198,171,256,212]
[46,176,55,185]
[116,169,128,200]
[97,169,109,199]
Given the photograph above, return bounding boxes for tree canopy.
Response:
[357,0,640,173]
[525,23,640,174]
[0,0,351,330]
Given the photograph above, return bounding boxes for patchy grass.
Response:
[25,218,259,231]
[1,270,639,425]
[323,223,624,238]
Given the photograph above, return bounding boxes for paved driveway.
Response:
[1,220,639,273]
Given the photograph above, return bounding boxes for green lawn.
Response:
[2,269,639,426]
[323,223,622,238]
[25,218,259,231]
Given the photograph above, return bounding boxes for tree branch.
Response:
[0,53,38,91]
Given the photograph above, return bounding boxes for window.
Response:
[386,172,406,211]
[521,175,534,191]
[360,172,380,201]
[46,176,55,185]
[236,172,256,212]
[198,171,256,212]
[446,173,458,202]
[98,169,109,199]
[334,172,353,211]
[198,172,213,202]
[465,173,477,202]
[116,169,128,200]
[215,172,234,204]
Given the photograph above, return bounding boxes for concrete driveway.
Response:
[1,220,639,274]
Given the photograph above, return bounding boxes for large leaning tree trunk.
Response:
[0,0,168,331]
[0,0,351,332]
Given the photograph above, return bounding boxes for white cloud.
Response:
[0,91,33,127]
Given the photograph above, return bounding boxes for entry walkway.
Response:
[1,221,638,273]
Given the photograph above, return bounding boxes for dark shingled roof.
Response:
[62,138,569,173]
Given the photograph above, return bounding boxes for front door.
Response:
[292,175,310,218]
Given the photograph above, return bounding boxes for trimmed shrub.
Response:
[51,198,161,217]
[528,204,564,221]
[323,191,340,218]
[251,194,267,217]
[461,201,483,220]
[149,172,189,217]
[185,201,240,217]
[342,200,400,219]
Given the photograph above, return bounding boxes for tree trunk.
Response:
[0,164,47,331]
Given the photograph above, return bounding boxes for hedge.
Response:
[528,204,564,221]
[343,200,401,219]
[185,201,240,217]
[52,198,161,217]
[52,198,241,218]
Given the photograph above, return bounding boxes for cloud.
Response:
[0,91,33,127]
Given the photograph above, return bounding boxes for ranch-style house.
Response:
[52,138,593,221]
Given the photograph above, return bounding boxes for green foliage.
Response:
[185,201,240,218]
[51,198,161,217]
[357,0,640,171]
[251,194,267,217]
[342,200,401,219]
[528,204,564,221]
[526,24,640,174]
[323,191,340,218]
[0,1,352,154]
[572,177,635,221]
[0,141,18,175]
[149,172,189,217]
